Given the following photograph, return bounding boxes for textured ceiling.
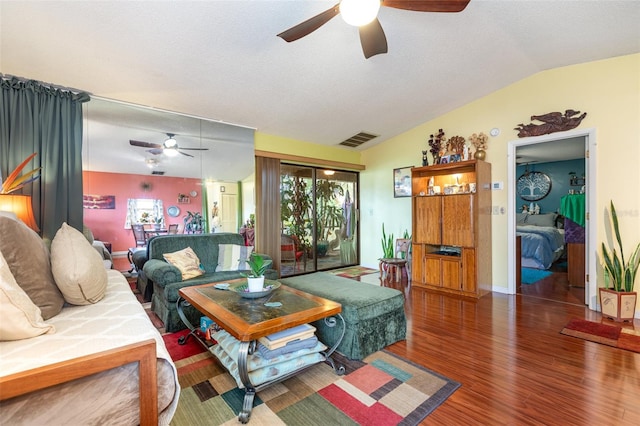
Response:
[1,0,639,155]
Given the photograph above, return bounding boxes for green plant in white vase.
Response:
[244,253,273,292]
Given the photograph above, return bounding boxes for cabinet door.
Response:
[411,243,425,283]
[441,258,461,290]
[442,194,474,247]
[414,197,441,244]
[461,248,476,294]
[424,257,441,287]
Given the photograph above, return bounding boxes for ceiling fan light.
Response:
[340,0,380,27]
[164,137,178,148]
[164,147,179,157]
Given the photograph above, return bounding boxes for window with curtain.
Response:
[124,199,164,228]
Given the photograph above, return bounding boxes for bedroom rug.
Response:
[327,266,379,279]
[165,332,460,426]
[521,267,553,284]
[560,318,640,353]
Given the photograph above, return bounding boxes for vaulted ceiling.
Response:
[2,1,639,154]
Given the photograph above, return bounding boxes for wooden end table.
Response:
[176,279,345,423]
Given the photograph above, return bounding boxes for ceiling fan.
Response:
[129,133,209,158]
[277,0,470,59]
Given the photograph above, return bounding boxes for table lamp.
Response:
[0,194,39,231]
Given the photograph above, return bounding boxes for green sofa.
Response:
[145,233,277,332]
[280,272,406,360]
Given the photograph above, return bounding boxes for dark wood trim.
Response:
[255,149,365,171]
[0,339,159,426]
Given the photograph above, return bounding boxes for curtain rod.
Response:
[0,73,91,95]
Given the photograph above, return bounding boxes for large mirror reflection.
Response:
[82,97,255,269]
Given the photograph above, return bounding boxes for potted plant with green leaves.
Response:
[599,200,640,322]
[244,253,273,292]
[315,179,344,257]
[183,211,204,233]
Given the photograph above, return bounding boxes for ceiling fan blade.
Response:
[179,147,210,151]
[359,18,388,59]
[178,150,194,158]
[147,148,163,155]
[277,4,340,42]
[130,140,162,149]
[382,0,470,13]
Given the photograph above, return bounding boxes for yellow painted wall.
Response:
[253,54,640,312]
[360,54,640,297]
[255,132,362,165]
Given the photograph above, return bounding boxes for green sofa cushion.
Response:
[148,232,245,272]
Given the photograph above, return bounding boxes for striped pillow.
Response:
[216,244,254,271]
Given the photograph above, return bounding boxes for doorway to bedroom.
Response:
[508,129,596,308]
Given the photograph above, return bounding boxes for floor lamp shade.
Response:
[0,194,39,231]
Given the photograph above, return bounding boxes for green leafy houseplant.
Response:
[245,253,273,278]
[600,201,640,292]
[183,211,204,233]
[381,223,394,258]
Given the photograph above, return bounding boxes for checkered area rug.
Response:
[166,331,460,425]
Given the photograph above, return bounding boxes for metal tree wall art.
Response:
[517,171,552,201]
[514,109,587,137]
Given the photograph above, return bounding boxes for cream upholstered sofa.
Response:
[0,216,180,425]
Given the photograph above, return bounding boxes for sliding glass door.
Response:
[280,164,359,277]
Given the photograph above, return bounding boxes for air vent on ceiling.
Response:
[151,170,165,175]
[339,131,379,148]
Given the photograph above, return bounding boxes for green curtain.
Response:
[0,76,89,243]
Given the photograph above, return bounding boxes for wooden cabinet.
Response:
[411,160,491,298]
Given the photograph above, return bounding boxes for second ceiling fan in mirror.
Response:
[130,133,209,158]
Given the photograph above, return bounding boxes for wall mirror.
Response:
[82,97,255,253]
[83,97,255,181]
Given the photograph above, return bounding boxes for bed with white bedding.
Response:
[516,213,565,270]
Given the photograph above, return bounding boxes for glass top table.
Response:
[176,278,345,423]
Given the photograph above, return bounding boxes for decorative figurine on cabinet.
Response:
[422,150,428,166]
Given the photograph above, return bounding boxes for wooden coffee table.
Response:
[176,279,345,423]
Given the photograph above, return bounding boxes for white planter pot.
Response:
[247,276,265,292]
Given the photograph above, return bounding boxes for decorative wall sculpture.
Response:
[514,109,587,137]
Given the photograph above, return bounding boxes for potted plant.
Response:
[315,179,344,257]
[381,223,394,259]
[281,174,312,260]
[183,211,204,233]
[244,253,273,292]
[599,200,640,322]
[153,216,163,230]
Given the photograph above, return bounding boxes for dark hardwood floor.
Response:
[376,275,640,425]
[518,261,586,306]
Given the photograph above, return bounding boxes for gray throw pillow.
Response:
[0,216,64,319]
[526,213,558,227]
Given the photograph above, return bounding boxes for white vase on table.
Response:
[247,276,265,292]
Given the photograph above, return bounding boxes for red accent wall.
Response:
[83,171,202,257]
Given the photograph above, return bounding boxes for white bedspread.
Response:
[0,270,180,425]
